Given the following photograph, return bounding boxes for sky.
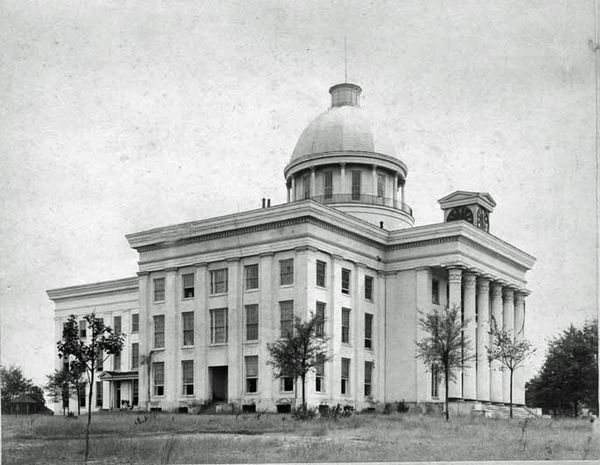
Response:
[0,0,597,386]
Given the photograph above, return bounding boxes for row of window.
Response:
[150,358,375,397]
[150,303,375,348]
[151,261,376,303]
[297,170,387,200]
[78,314,139,339]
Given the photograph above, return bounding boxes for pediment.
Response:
[437,190,496,211]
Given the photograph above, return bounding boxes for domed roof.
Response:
[291,83,397,161]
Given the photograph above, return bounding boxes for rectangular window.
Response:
[182,312,194,346]
[351,171,361,200]
[280,259,294,285]
[79,320,87,338]
[341,358,350,395]
[183,273,195,298]
[210,308,228,344]
[154,278,165,302]
[282,376,294,392]
[280,301,294,337]
[245,264,259,290]
[364,275,373,300]
[315,301,325,337]
[133,380,139,406]
[315,355,325,393]
[96,351,103,371]
[431,364,439,398]
[365,313,373,349]
[96,381,103,408]
[114,353,121,371]
[342,308,351,344]
[316,260,326,288]
[245,356,258,393]
[365,361,373,397]
[210,269,228,294]
[432,279,440,305]
[154,315,165,349]
[324,171,333,200]
[131,314,139,333]
[131,343,139,369]
[182,360,194,395]
[153,362,165,396]
[78,383,86,407]
[246,305,259,341]
[341,268,351,294]
[377,173,385,198]
[114,316,121,334]
[302,174,310,199]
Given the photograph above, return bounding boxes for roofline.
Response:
[47,276,139,301]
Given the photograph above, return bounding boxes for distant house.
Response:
[10,395,40,414]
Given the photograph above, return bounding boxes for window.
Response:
[316,260,326,288]
[210,308,228,344]
[182,273,195,298]
[341,268,351,294]
[324,171,333,200]
[182,360,194,395]
[131,343,139,369]
[79,383,86,407]
[154,278,165,302]
[342,308,351,343]
[79,320,86,338]
[365,313,373,349]
[153,362,165,396]
[131,314,139,333]
[245,264,259,290]
[315,302,325,337]
[351,171,361,200]
[245,356,258,393]
[96,381,103,408]
[302,174,310,199]
[210,269,228,294]
[377,173,385,198]
[282,376,294,392]
[364,275,373,300]
[154,315,165,349]
[432,279,440,305]
[246,305,258,341]
[182,312,194,346]
[280,259,294,285]
[133,380,138,406]
[114,316,121,334]
[365,361,373,397]
[280,301,294,337]
[431,364,440,398]
[341,358,350,394]
[114,353,121,371]
[315,355,325,392]
[96,351,103,371]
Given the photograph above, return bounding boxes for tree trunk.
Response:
[573,400,578,417]
[85,371,94,462]
[301,375,306,413]
[444,368,449,421]
[77,384,81,416]
[509,369,513,419]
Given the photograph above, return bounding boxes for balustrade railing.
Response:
[298,194,413,216]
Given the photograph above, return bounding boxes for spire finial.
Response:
[344,35,348,83]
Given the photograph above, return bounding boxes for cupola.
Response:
[438,191,496,232]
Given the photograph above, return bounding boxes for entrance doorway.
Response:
[209,366,228,402]
[114,381,121,409]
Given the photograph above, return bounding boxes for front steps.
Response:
[447,400,541,419]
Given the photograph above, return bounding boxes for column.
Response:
[392,173,398,206]
[476,278,491,402]
[286,180,291,203]
[447,268,462,399]
[194,263,208,401]
[137,273,149,409]
[502,288,514,404]
[371,165,377,196]
[489,283,503,403]
[164,268,178,409]
[290,177,295,202]
[259,253,274,404]
[226,258,241,406]
[310,167,316,197]
[329,254,343,402]
[462,272,477,400]
[514,292,526,405]
[400,180,406,205]
[339,163,346,196]
[415,267,432,403]
[376,270,386,401]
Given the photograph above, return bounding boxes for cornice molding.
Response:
[47,277,139,301]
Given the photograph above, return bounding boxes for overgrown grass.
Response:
[2,411,599,464]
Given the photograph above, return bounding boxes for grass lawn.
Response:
[2,411,599,464]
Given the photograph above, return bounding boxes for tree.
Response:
[45,368,71,415]
[267,313,328,414]
[416,305,474,421]
[526,320,597,416]
[1,365,46,414]
[487,319,535,418]
[57,313,124,461]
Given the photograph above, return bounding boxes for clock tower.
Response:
[438,191,496,232]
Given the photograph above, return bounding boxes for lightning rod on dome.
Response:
[344,35,348,83]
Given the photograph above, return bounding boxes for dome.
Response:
[290,83,397,161]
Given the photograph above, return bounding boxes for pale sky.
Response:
[0,1,597,386]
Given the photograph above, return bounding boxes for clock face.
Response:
[477,208,489,231]
[447,206,474,224]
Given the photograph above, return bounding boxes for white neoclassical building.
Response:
[48,82,535,415]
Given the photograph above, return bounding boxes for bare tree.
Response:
[57,313,124,462]
[488,318,535,418]
[267,313,328,414]
[416,305,474,421]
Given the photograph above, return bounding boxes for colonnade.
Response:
[445,267,528,405]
